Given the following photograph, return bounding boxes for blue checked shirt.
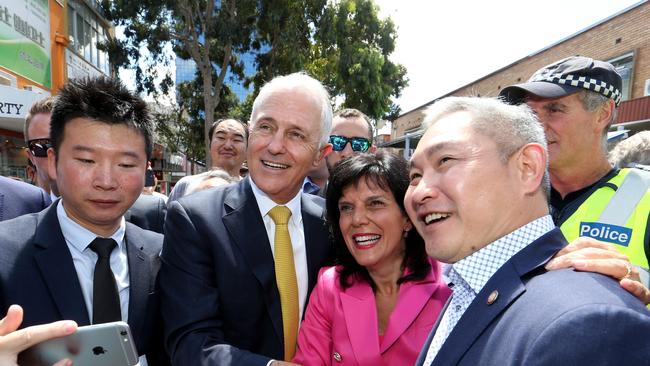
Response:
[423,215,555,365]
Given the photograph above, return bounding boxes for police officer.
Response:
[500,56,650,284]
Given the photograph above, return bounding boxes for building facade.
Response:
[387,1,650,156]
[0,0,113,179]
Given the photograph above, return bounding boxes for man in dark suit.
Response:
[0,176,50,221]
[160,72,333,365]
[406,97,650,366]
[0,76,167,365]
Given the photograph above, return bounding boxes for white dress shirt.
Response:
[423,215,555,365]
[249,179,309,322]
[56,201,130,323]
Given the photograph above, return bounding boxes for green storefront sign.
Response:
[0,0,51,88]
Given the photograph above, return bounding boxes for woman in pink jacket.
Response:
[293,151,451,366]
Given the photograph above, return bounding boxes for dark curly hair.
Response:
[326,151,431,290]
[50,76,154,160]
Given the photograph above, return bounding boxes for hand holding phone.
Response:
[20,321,139,366]
[1,305,77,366]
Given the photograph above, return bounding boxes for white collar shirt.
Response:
[249,178,309,321]
[56,201,130,324]
[423,215,555,365]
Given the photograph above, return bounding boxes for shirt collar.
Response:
[249,177,303,225]
[451,215,555,294]
[57,200,126,252]
[302,177,321,194]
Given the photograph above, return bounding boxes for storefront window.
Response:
[0,135,30,180]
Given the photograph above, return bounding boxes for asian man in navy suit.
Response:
[0,76,167,365]
[407,97,650,366]
[160,72,333,366]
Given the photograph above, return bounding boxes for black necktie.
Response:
[88,237,121,324]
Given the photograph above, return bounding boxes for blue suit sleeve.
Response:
[522,303,650,366]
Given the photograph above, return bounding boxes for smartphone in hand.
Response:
[20,321,139,366]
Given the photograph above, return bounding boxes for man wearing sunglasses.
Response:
[304,108,375,196]
[24,97,58,199]
[325,108,376,171]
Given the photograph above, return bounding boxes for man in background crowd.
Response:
[305,108,376,195]
[609,130,650,169]
[500,56,650,285]
[167,118,247,204]
[24,97,58,199]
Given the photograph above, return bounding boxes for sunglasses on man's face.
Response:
[27,139,51,158]
[329,135,371,152]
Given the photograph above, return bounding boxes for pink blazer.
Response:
[293,260,451,366]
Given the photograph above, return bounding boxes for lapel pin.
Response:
[333,351,342,362]
[487,290,499,305]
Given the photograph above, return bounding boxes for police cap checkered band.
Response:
[499,56,623,107]
[529,73,622,106]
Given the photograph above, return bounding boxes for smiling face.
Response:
[247,88,331,204]
[210,119,247,175]
[48,118,147,237]
[338,178,411,272]
[525,93,602,171]
[405,111,525,263]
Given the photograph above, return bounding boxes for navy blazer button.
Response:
[333,352,342,362]
[487,290,499,305]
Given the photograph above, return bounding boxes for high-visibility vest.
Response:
[559,168,650,271]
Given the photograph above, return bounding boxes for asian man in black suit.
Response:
[0,76,167,365]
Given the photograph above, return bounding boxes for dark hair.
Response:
[333,108,374,143]
[50,76,154,160]
[326,151,431,290]
[208,118,249,146]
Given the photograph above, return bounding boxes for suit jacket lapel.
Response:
[433,228,567,366]
[341,282,382,365]
[125,224,150,345]
[32,202,90,325]
[222,178,283,340]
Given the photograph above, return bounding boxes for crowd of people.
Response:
[0,55,650,366]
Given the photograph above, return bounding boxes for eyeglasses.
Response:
[27,138,51,157]
[329,135,371,152]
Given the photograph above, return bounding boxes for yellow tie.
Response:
[268,205,299,361]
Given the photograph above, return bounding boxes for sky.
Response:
[373,0,643,113]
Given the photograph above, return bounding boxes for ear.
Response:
[47,147,57,182]
[403,217,413,231]
[313,143,333,167]
[516,143,546,196]
[594,99,615,133]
